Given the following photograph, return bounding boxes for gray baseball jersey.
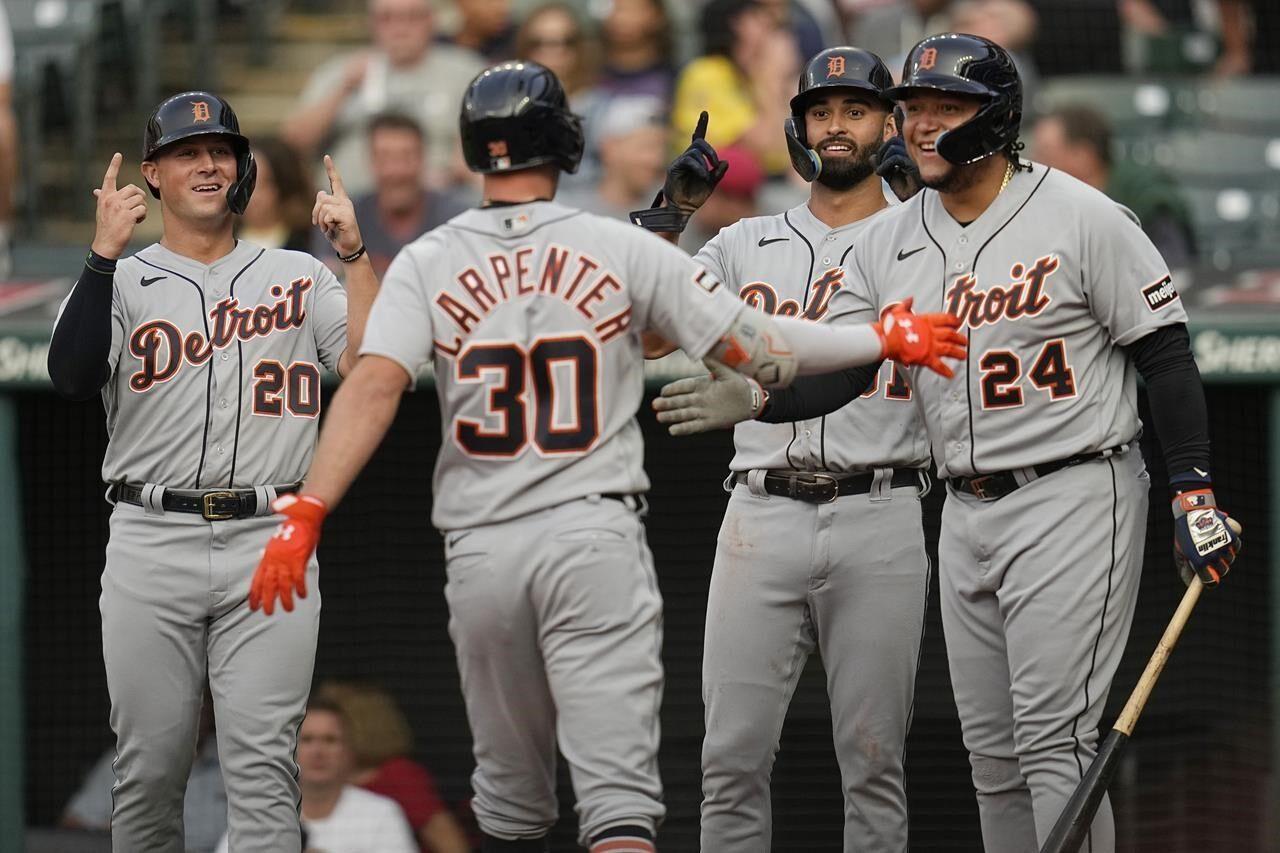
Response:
[52,238,347,853]
[361,200,740,531]
[830,162,1187,477]
[694,202,930,473]
[74,239,349,488]
[831,161,1184,852]
[692,200,931,851]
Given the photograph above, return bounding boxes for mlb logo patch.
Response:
[503,213,530,232]
[1142,276,1179,311]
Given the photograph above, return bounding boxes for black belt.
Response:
[111,482,300,520]
[949,445,1130,501]
[737,469,925,504]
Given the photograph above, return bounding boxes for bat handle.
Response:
[1115,577,1202,736]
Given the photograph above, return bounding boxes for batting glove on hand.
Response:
[1170,474,1242,587]
[250,494,329,615]
[871,134,922,202]
[632,112,729,233]
[873,299,967,379]
[652,359,765,436]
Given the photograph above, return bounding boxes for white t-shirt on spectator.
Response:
[214,785,416,853]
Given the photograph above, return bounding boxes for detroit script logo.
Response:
[128,277,312,392]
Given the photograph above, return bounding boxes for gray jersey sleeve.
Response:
[1083,201,1188,346]
[359,241,437,385]
[626,227,739,360]
[311,261,349,372]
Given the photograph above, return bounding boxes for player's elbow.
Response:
[47,357,108,401]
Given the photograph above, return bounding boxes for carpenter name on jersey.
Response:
[829,162,1187,479]
[695,202,930,474]
[56,240,349,490]
[360,201,741,530]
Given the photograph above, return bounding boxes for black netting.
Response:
[18,384,1271,851]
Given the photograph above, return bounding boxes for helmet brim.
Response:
[883,77,993,102]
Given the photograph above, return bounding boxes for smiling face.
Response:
[141,136,240,225]
[802,90,892,191]
[900,89,987,191]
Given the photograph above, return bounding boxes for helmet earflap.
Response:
[784,116,822,182]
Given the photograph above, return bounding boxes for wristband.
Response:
[85,249,118,274]
[336,244,367,263]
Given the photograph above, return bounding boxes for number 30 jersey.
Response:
[361,201,740,531]
[829,163,1188,479]
[57,240,349,489]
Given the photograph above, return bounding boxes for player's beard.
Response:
[920,154,995,194]
[815,140,877,191]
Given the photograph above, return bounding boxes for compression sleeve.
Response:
[759,362,882,423]
[1124,323,1211,477]
[48,260,115,400]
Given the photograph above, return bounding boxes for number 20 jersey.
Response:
[828,163,1189,479]
[59,240,349,490]
[361,201,740,531]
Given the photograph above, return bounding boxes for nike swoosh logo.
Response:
[758,237,789,247]
[1194,467,1209,478]
[140,275,166,287]
[896,247,926,261]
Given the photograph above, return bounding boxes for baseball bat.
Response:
[1039,577,1205,853]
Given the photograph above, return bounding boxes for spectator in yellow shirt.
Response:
[671,0,799,177]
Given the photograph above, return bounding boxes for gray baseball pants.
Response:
[700,473,930,853]
[941,449,1149,853]
[101,498,318,853]
[443,495,665,847]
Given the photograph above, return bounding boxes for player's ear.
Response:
[883,111,897,142]
[140,160,161,196]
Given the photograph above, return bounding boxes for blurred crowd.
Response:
[0,0,1277,273]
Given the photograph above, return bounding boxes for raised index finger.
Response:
[692,111,709,143]
[323,154,346,198]
[102,153,122,192]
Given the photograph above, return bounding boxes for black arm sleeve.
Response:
[47,264,116,401]
[759,361,882,423]
[1124,323,1211,476]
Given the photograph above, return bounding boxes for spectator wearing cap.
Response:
[314,113,470,279]
[560,96,670,220]
[670,0,798,178]
[281,0,486,196]
[1033,104,1195,269]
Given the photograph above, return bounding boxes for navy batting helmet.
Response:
[142,91,256,215]
[459,61,584,175]
[784,47,894,182]
[883,33,1022,166]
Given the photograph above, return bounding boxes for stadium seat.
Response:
[1152,130,1280,184]
[1189,77,1280,134]
[1182,185,1280,269]
[1032,76,1187,136]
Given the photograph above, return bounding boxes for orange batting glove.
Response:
[874,298,967,378]
[249,493,328,615]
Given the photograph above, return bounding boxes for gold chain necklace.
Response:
[998,160,1015,194]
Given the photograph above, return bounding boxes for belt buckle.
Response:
[968,475,995,500]
[201,491,239,521]
[796,472,839,503]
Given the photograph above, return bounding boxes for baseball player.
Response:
[244,61,965,853]
[654,34,1243,853]
[46,92,378,853]
[636,47,931,852]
